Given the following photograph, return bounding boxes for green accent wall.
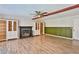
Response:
[45,27,72,38]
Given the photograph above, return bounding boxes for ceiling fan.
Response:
[31,10,47,18]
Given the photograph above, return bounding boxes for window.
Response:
[8,21,12,31]
[13,21,17,31]
[35,23,37,30]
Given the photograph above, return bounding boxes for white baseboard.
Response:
[45,34,72,40]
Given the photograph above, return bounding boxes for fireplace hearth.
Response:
[20,26,32,38]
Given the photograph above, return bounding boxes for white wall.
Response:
[18,16,34,26]
[44,9,79,40]
[17,16,36,36]
[44,8,79,27]
[72,15,79,40]
[45,16,73,27]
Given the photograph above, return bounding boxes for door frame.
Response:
[34,21,45,35]
[6,20,18,40]
[0,19,6,41]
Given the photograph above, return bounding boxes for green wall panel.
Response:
[45,27,72,38]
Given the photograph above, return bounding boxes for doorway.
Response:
[0,20,6,41]
[6,20,18,39]
[34,22,44,35]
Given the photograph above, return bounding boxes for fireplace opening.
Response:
[20,26,33,38]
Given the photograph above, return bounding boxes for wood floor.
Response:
[0,35,79,54]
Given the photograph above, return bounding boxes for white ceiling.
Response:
[0,4,77,19]
[44,7,79,20]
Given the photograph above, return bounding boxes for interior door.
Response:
[33,22,44,36]
[40,22,43,35]
[6,20,18,39]
[73,19,79,40]
[0,20,6,41]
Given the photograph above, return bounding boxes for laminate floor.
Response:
[0,35,79,54]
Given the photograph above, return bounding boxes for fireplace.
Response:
[20,26,33,38]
